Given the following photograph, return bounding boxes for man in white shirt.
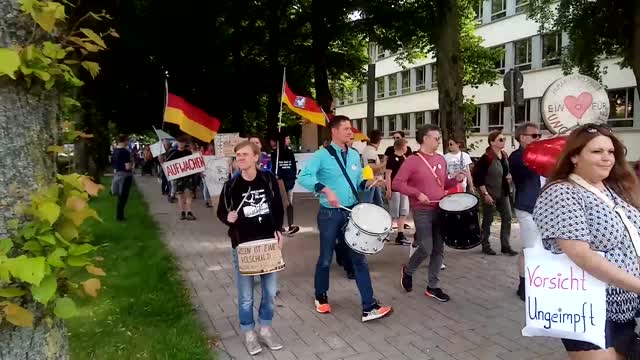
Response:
[361,130,385,205]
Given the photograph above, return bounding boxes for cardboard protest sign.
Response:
[521,247,606,348]
[236,238,285,276]
[150,142,165,158]
[203,156,230,197]
[214,133,246,157]
[162,152,206,181]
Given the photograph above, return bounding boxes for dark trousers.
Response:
[117,175,133,221]
[161,171,170,195]
[480,195,512,250]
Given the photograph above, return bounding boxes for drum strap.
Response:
[416,153,444,189]
[324,145,360,203]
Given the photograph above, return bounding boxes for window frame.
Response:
[430,109,440,126]
[415,111,426,127]
[542,32,562,68]
[356,85,364,102]
[607,88,635,128]
[491,0,506,20]
[401,70,410,94]
[388,73,398,96]
[400,113,410,131]
[515,0,529,14]
[514,99,531,126]
[430,64,438,89]
[488,102,505,131]
[514,38,532,71]
[388,115,397,132]
[470,106,481,133]
[415,66,426,91]
[376,77,385,98]
[492,45,506,75]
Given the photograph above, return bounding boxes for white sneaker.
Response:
[258,327,283,351]
[244,330,262,355]
[441,263,446,270]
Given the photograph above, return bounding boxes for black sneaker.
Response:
[425,287,450,302]
[400,265,413,292]
[287,225,300,235]
[394,233,411,246]
[205,202,212,208]
[346,270,355,280]
[482,247,497,255]
[186,212,197,221]
[362,302,392,322]
[501,247,518,256]
[516,278,525,302]
[180,212,186,220]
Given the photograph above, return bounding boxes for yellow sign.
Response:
[237,239,285,276]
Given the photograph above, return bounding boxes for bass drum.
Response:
[438,193,481,250]
[344,203,392,255]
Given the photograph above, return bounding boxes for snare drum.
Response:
[344,203,392,255]
[438,193,481,250]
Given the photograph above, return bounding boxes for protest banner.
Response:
[236,238,285,276]
[521,247,606,348]
[214,133,246,157]
[149,141,165,158]
[203,156,230,197]
[161,152,206,181]
[292,152,314,193]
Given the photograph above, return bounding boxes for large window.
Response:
[470,106,481,133]
[475,0,484,21]
[401,70,410,94]
[388,115,397,132]
[608,88,635,128]
[400,113,410,131]
[376,77,384,98]
[493,45,506,74]
[516,0,529,14]
[375,116,384,130]
[356,85,364,102]
[345,92,353,105]
[352,118,360,131]
[377,45,385,60]
[515,38,532,71]
[430,110,440,126]
[388,73,398,96]
[415,66,426,91]
[491,0,506,20]
[515,99,531,126]
[542,32,562,67]
[488,102,504,131]
[431,64,438,88]
[415,111,426,127]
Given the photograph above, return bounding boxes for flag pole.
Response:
[162,72,169,131]
[275,67,286,177]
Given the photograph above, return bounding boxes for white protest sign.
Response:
[214,133,246,157]
[522,247,606,348]
[162,152,206,181]
[203,156,230,197]
[541,74,610,134]
[292,153,314,193]
[149,142,165,158]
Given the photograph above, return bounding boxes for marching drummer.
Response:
[393,124,465,302]
[216,140,285,356]
[298,115,393,322]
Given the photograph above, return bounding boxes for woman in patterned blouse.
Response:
[533,124,640,359]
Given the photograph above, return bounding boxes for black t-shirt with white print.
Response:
[232,176,278,243]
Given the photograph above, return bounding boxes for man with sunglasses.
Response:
[508,122,544,301]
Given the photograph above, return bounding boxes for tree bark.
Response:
[435,0,465,148]
[631,0,640,91]
[0,319,68,360]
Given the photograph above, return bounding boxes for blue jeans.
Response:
[232,250,278,332]
[363,187,383,206]
[315,207,375,310]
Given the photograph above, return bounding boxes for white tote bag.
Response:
[521,246,607,348]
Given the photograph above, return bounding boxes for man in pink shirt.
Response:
[393,124,464,302]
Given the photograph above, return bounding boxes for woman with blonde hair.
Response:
[533,124,640,359]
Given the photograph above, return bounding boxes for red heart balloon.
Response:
[523,136,567,177]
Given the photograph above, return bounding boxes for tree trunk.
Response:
[435,0,465,148]
[310,0,332,113]
[0,1,65,358]
[631,0,640,91]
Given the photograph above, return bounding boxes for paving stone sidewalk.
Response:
[136,176,564,360]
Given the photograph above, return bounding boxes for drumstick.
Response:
[365,178,382,190]
[235,186,252,212]
[339,205,353,212]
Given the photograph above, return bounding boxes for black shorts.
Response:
[561,319,636,352]
[175,175,196,194]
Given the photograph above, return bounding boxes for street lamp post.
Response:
[366,34,376,135]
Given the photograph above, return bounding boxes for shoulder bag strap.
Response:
[324,146,360,202]
[416,152,444,190]
[569,174,640,257]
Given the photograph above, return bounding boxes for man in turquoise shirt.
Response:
[298,115,392,323]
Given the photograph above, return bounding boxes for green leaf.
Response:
[0,239,12,256]
[0,256,46,285]
[46,248,67,268]
[54,297,77,319]
[53,232,71,247]
[68,244,95,256]
[55,221,78,241]
[6,219,19,230]
[22,240,43,253]
[0,288,26,298]
[31,275,57,304]
[33,8,57,32]
[42,42,66,59]
[80,61,100,79]
[66,255,90,267]
[36,202,60,225]
[37,234,56,246]
[0,48,21,79]
[33,69,51,81]
[79,28,107,49]
[62,96,81,109]
[19,225,37,240]
[44,78,56,90]
[19,0,36,13]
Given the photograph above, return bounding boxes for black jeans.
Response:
[117,175,133,221]
[480,195,512,250]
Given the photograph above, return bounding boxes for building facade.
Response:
[332,0,640,159]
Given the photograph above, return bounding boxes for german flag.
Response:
[164,94,221,142]
[282,82,327,126]
[353,127,369,141]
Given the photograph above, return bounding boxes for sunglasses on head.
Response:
[581,123,612,134]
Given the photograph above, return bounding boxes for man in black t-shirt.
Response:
[384,131,413,160]
[111,134,133,222]
[171,137,197,220]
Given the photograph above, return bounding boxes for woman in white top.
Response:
[444,137,474,193]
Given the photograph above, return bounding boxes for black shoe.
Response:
[205,202,212,208]
[180,212,186,220]
[425,287,450,302]
[346,270,355,280]
[502,248,518,256]
[401,265,413,292]
[517,277,525,302]
[394,233,411,246]
[287,225,300,235]
[186,212,196,221]
[482,247,497,255]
